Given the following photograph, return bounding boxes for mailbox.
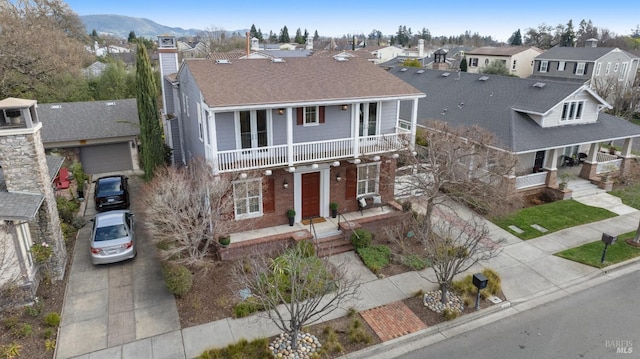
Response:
[473,273,488,289]
[601,233,617,245]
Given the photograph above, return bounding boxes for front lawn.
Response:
[493,199,617,240]
[609,182,640,209]
[555,231,640,268]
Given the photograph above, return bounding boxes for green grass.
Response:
[196,338,271,358]
[493,199,617,240]
[609,183,640,209]
[555,231,640,268]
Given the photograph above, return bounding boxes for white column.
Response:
[546,148,559,170]
[586,143,599,163]
[286,107,293,166]
[209,111,219,174]
[410,98,419,147]
[352,104,360,158]
[622,138,633,157]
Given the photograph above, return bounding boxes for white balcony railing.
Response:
[515,171,547,189]
[216,133,409,172]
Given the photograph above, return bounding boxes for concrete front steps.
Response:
[568,178,606,199]
[315,231,354,257]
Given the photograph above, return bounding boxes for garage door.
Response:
[80,143,133,174]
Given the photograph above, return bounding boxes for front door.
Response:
[301,172,320,218]
[534,150,545,171]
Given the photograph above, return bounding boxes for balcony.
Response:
[216,133,410,173]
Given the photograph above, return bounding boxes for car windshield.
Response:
[97,179,122,195]
[95,224,128,241]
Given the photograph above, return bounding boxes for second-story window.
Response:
[575,62,586,76]
[595,63,601,76]
[540,61,548,72]
[359,102,379,136]
[605,62,611,75]
[558,61,566,71]
[512,60,517,70]
[357,163,379,196]
[304,106,318,126]
[197,103,203,141]
[619,62,628,81]
[561,101,584,121]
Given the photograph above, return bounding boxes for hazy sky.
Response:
[63,0,640,42]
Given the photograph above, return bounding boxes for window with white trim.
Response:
[561,101,584,121]
[540,61,548,72]
[619,62,628,80]
[303,106,318,126]
[575,62,586,75]
[185,95,190,117]
[512,60,517,70]
[469,58,478,67]
[605,62,611,75]
[197,103,203,141]
[357,163,379,196]
[233,179,262,218]
[595,63,601,76]
[558,61,566,71]
[613,63,619,72]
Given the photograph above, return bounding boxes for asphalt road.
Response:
[401,270,640,359]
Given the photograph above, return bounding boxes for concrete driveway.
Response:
[56,172,181,359]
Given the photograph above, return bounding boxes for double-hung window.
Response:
[539,61,548,72]
[357,163,379,196]
[575,62,586,75]
[558,61,566,71]
[619,62,628,81]
[233,179,262,218]
[304,106,318,126]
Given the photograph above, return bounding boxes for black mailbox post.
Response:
[472,273,488,310]
[601,233,617,264]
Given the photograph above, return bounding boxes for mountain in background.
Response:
[80,14,244,39]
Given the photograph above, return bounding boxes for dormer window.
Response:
[539,61,548,73]
[561,101,584,121]
[575,62,586,76]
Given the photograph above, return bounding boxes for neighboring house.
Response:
[530,40,640,100]
[83,61,107,78]
[246,37,314,59]
[0,98,67,308]
[156,35,424,230]
[356,45,405,64]
[465,46,543,78]
[389,68,640,194]
[178,41,210,58]
[38,99,141,174]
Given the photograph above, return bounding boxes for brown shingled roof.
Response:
[466,46,542,56]
[183,57,424,108]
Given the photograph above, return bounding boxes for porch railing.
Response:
[596,158,622,174]
[515,171,547,190]
[216,133,409,172]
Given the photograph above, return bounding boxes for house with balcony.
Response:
[388,67,640,196]
[0,98,67,308]
[530,40,640,100]
[465,46,542,78]
[157,35,424,231]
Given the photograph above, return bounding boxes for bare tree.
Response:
[412,210,503,303]
[231,243,360,351]
[592,76,640,120]
[140,158,246,267]
[396,120,519,242]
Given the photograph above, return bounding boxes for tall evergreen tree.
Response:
[559,20,576,47]
[279,26,290,43]
[313,30,319,42]
[460,57,468,72]
[509,29,522,46]
[135,45,165,180]
[294,28,304,44]
[249,24,258,39]
[128,31,137,43]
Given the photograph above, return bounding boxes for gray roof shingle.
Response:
[391,68,640,153]
[535,47,638,61]
[38,99,140,143]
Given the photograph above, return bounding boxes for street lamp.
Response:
[472,273,488,311]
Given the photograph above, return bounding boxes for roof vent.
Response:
[478,76,489,81]
[335,57,349,62]
[441,72,450,77]
[106,102,115,106]
[215,59,231,64]
[533,82,546,88]
[416,69,425,74]
[50,105,62,109]
[271,58,286,63]
[400,68,408,72]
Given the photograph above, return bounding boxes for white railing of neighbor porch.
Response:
[515,171,547,189]
[596,159,622,174]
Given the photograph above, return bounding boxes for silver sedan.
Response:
[90,210,136,265]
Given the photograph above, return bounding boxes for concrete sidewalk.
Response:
[61,188,640,359]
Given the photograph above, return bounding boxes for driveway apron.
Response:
[56,173,180,359]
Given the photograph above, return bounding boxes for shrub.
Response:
[233,298,261,318]
[296,240,316,258]
[350,228,372,249]
[197,337,271,358]
[30,242,53,264]
[452,268,502,300]
[401,254,430,270]
[44,312,61,327]
[2,316,18,330]
[321,327,344,355]
[56,196,80,224]
[442,308,459,321]
[161,262,193,297]
[45,339,56,352]
[356,245,390,273]
[43,328,54,339]
[24,300,43,316]
[0,342,21,359]
[70,161,87,192]
[346,307,358,318]
[348,318,372,344]
[12,323,32,338]
[482,268,502,296]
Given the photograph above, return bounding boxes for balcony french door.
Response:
[239,110,268,150]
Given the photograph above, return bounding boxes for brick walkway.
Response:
[360,301,427,342]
